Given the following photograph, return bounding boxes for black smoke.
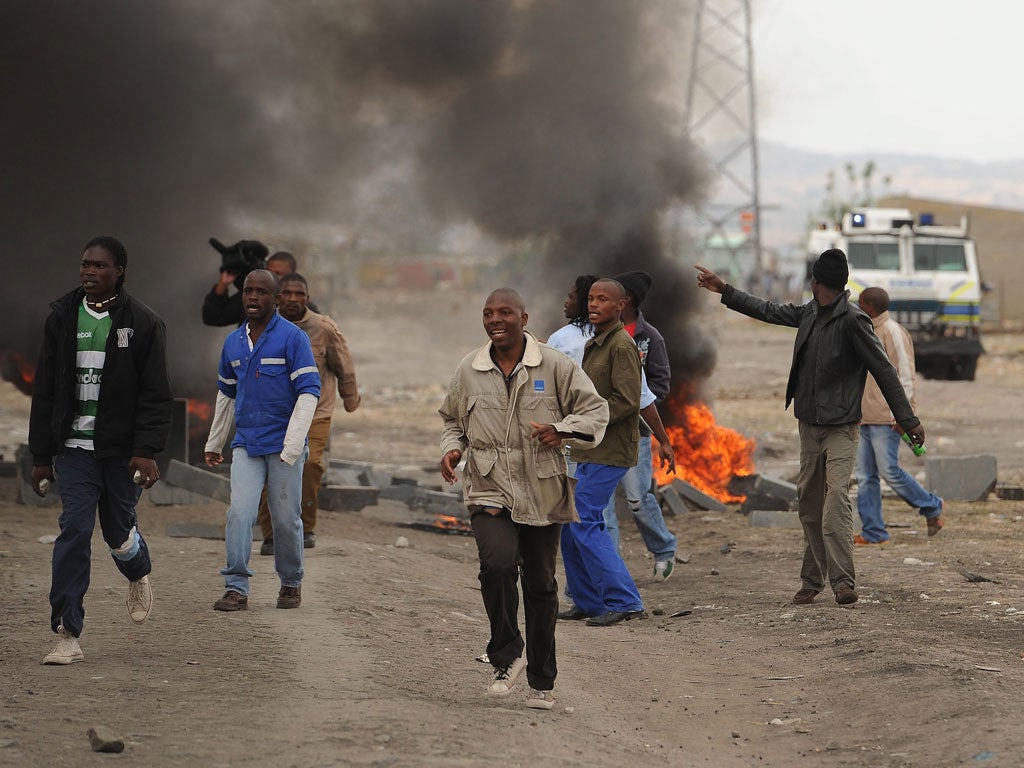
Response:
[2,0,714,406]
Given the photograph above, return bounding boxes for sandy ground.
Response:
[2,289,1024,768]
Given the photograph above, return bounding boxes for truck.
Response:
[807,207,984,380]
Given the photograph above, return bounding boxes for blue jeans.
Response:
[50,448,150,637]
[560,463,644,616]
[601,435,677,562]
[855,425,943,543]
[223,446,307,594]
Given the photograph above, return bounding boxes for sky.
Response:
[752,0,1023,163]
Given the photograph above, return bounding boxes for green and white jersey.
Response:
[64,299,112,450]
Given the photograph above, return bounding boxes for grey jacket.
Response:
[721,286,920,430]
[439,332,609,526]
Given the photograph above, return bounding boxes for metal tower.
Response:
[685,0,763,287]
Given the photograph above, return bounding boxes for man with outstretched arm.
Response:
[695,250,926,606]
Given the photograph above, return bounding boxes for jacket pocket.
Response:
[533,448,565,479]
[466,447,502,497]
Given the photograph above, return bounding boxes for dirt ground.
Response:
[2,289,1024,768]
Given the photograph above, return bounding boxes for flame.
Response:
[652,391,755,503]
[1,351,36,396]
[187,399,212,422]
[433,514,472,533]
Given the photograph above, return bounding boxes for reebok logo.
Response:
[77,331,92,339]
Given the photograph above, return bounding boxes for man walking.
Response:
[439,288,608,709]
[204,269,320,611]
[603,270,678,581]
[257,272,360,553]
[559,278,646,626]
[30,236,173,664]
[854,287,944,544]
[695,250,926,606]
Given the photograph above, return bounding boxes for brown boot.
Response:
[792,588,821,605]
[277,585,301,609]
[213,590,248,612]
[835,585,859,605]
[927,515,944,536]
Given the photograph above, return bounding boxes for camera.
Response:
[209,238,269,289]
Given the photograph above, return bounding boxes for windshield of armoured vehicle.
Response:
[848,241,899,270]
[913,242,967,271]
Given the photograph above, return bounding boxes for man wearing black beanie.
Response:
[694,251,926,607]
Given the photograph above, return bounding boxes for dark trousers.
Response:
[50,448,150,637]
[470,507,561,691]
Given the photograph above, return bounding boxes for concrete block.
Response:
[668,478,726,513]
[925,454,997,502]
[379,483,421,503]
[318,485,380,512]
[753,474,798,502]
[164,459,231,503]
[739,492,791,514]
[726,474,759,496]
[749,509,801,529]
[325,467,364,487]
[148,481,211,506]
[407,487,466,517]
[16,444,59,507]
[658,485,690,517]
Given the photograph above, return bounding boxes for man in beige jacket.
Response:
[257,273,360,552]
[854,287,944,544]
[439,288,608,711]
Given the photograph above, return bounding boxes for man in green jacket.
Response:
[439,288,608,710]
[559,278,646,627]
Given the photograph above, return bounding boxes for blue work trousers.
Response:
[561,462,644,616]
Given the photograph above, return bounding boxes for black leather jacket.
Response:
[721,286,920,430]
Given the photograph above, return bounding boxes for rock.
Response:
[395,536,410,548]
[87,726,125,754]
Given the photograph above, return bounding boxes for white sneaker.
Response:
[486,655,526,697]
[525,688,556,710]
[127,575,153,624]
[653,560,674,583]
[42,626,84,665]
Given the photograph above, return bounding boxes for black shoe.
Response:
[585,610,644,627]
[557,605,589,621]
[260,538,274,556]
[303,532,316,549]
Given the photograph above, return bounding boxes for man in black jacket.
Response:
[695,250,926,606]
[30,236,173,664]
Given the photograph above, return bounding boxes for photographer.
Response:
[201,238,269,327]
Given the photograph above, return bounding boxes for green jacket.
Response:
[570,322,641,468]
[439,332,609,526]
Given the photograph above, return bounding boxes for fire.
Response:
[1,351,36,396]
[433,514,472,534]
[652,393,755,503]
[187,399,212,422]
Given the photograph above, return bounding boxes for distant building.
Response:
[880,196,1024,326]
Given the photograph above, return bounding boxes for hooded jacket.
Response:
[439,332,608,526]
[29,288,173,464]
[721,286,919,430]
